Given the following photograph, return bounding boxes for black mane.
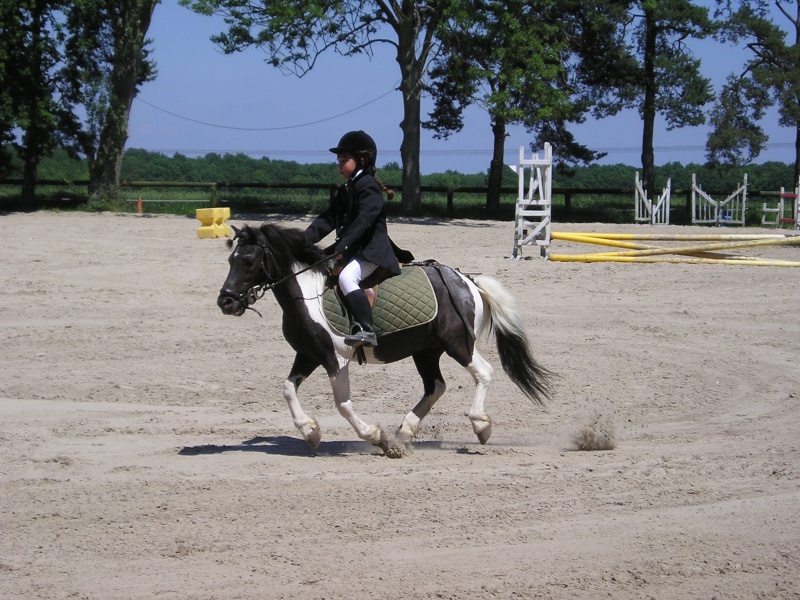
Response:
[230,223,327,277]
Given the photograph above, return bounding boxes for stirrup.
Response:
[344,325,377,348]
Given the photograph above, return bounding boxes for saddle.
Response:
[322,265,439,337]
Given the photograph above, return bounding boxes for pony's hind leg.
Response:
[465,350,494,444]
[330,363,389,453]
[388,351,447,458]
[284,354,323,452]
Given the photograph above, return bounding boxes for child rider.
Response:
[304,130,408,348]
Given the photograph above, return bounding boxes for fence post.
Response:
[447,188,454,218]
[211,183,218,207]
[685,188,691,220]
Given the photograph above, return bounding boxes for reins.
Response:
[222,243,332,317]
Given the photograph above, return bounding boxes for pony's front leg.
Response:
[331,363,389,453]
[284,377,321,451]
[283,354,322,452]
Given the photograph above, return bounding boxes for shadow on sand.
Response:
[178,435,476,458]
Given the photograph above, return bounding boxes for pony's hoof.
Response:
[304,424,322,453]
[374,428,390,454]
[471,417,493,445]
[385,444,406,459]
[477,424,493,445]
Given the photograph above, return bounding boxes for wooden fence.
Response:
[0,178,794,221]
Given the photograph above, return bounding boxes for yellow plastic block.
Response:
[196,207,232,238]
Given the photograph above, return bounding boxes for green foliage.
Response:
[116,149,494,189]
[427,0,571,135]
[36,147,89,180]
[0,0,87,208]
[706,74,770,166]
[0,1,158,208]
[621,0,716,198]
[5,147,788,193]
[428,0,634,165]
[4,148,792,220]
[709,0,800,181]
[120,149,340,183]
[64,0,159,199]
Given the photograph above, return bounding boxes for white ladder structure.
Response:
[512,143,552,258]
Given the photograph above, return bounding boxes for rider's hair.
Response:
[360,163,394,200]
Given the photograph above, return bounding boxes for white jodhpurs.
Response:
[339,258,379,295]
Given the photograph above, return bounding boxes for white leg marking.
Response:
[466,351,494,444]
[330,364,388,451]
[283,376,321,451]
[393,379,447,452]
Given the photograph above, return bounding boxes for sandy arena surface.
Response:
[1,210,799,599]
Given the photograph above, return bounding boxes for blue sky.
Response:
[126,1,795,175]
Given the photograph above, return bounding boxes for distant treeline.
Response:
[15,147,800,193]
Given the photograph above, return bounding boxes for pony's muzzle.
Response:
[217,290,245,316]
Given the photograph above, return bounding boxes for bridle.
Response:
[218,241,332,317]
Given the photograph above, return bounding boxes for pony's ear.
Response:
[231,225,242,239]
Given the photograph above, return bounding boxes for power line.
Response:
[133,90,792,155]
[134,84,399,131]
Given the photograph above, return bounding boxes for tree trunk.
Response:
[640,8,658,201]
[399,83,422,215]
[395,14,424,215]
[18,4,47,212]
[89,0,157,200]
[486,117,507,218]
[20,152,39,212]
[794,122,800,188]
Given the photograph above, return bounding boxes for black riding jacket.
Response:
[304,170,401,276]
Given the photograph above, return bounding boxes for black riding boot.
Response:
[343,290,378,347]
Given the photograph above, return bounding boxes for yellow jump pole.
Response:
[550,231,792,260]
[558,232,794,241]
[551,232,718,258]
[548,253,800,267]
[557,236,800,259]
[551,232,655,250]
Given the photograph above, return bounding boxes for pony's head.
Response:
[217,223,325,317]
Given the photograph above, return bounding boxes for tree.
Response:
[179,0,450,215]
[705,73,770,167]
[424,0,636,214]
[424,0,567,215]
[0,0,156,208]
[65,0,158,200]
[0,0,85,210]
[624,0,716,200]
[709,0,800,183]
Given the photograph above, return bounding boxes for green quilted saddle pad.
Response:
[322,265,438,337]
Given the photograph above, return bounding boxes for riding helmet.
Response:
[329,130,377,166]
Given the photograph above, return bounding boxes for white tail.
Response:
[473,275,552,405]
